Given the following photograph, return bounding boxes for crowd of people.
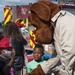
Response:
[0,21,49,75]
[0,21,28,75]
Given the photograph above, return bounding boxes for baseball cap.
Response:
[0,38,12,49]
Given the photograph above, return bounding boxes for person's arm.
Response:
[22,35,28,45]
[21,32,27,40]
[58,22,75,74]
[3,49,16,74]
[24,52,28,67]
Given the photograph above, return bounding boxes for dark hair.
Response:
[3,21,22,41]
[34,43,44,53]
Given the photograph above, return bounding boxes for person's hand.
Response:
[21,32,27,39]
[11,49,16,59]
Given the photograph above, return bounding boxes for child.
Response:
[0,38,16,75]
[3,21,27,75]
[26,43,46,73]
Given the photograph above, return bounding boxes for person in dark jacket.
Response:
[3,21,27,75]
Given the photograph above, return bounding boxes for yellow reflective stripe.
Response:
[30,30,36,41]
[4,9,9,18]
[30,39,33,47]
[30,30,36,48]
[30,39,35,48]
[4,15,11,24]
[21,20,24,25]
[30,30,32,36]
[31,31,35,38]
[4,8,12,25]
[34,35,36,41]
